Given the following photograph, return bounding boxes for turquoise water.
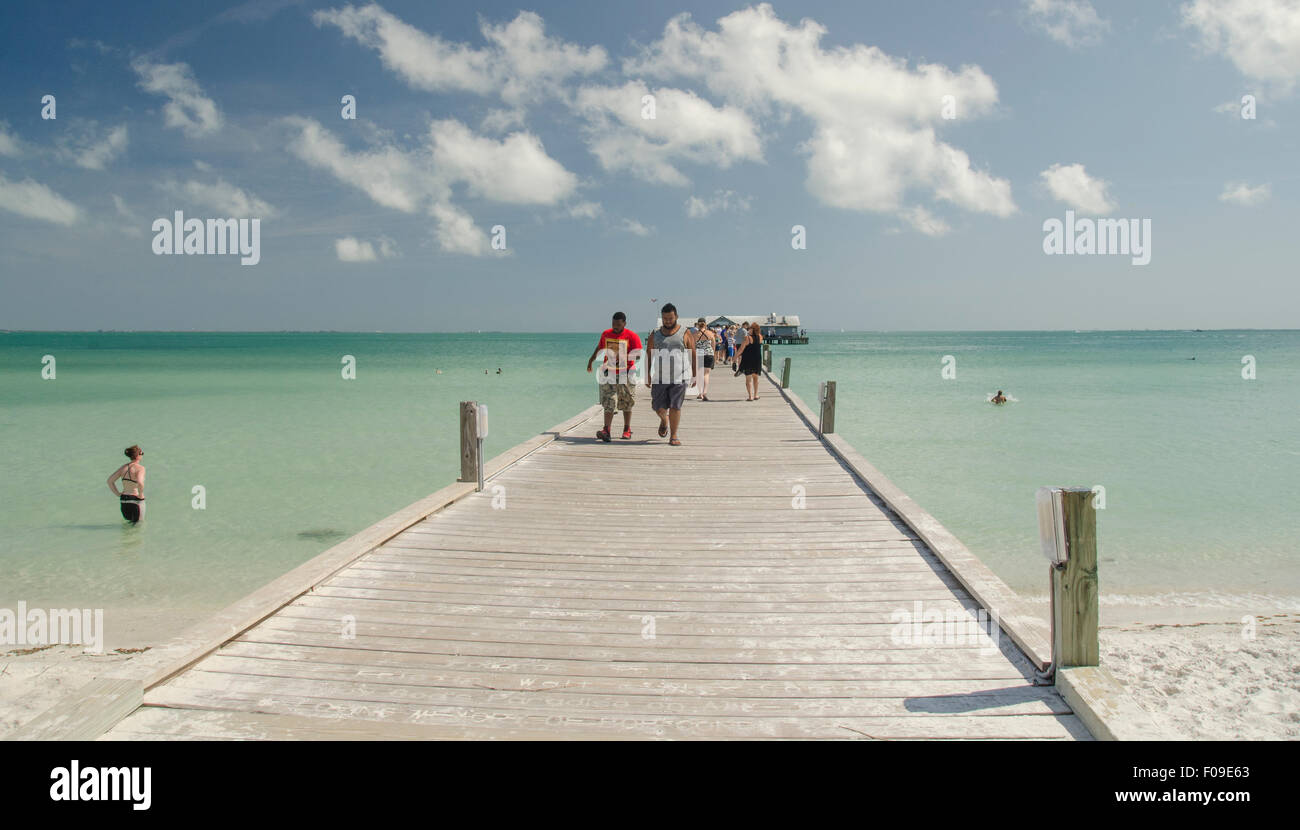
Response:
[0,332,592,639]
[779,331,1300,598]
[2,331,1297,643]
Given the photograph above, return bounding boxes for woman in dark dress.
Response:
[737,322,763,400]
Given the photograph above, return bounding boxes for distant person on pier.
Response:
[587,311,642,441]
[991,390,1007,404]
[737,322,763,399]
[733,325,754,377]
[646,303,695,446]
[692,317,717,401]
[108,445,146,523]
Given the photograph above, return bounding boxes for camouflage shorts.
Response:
[599,380,636,412]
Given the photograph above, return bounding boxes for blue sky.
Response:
[1,0,1297,331]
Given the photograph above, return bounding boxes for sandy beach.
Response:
[5,593,1296,741]
[1099,603,1300,741]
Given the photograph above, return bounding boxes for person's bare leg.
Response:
[622,409,632,432]
[701,368,711,398]
[656,407,669,435]
[603,410,614,431]
[668,407,682,441]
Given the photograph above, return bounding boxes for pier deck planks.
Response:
[101,368,1087,740]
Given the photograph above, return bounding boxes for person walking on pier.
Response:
[692,317,717,401]
[646,303,695,445]
[737,322,763,400]
[732,324,750,377]
[587,311,642,441]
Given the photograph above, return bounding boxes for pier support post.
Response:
[820,381,836,434]
[763,343,771,372]
[1053,488,1099,667]
[459,401,482,489]
[781,357,791,388]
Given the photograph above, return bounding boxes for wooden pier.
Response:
[15,366,1122,741]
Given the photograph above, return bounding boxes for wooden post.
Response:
[820,381,836,434]
[763,343,771,372]
[459,401,480,486]
[1053,488,1099,667]
[781,357,791,388]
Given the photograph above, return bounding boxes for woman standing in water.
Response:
[108,445,146,523]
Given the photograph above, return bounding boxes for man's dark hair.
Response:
[661,303,676,314]
[612,311,626,322]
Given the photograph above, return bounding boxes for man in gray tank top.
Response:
[645,302,696,445]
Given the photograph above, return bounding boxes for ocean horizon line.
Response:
[3,327,1296,335]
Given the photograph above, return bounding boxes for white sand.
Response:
[4,593,1297,740]
[1098,605,1300,741]
[0,646,142,739]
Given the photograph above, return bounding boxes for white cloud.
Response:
[573,81,762,186]
[625,5,1014,226]
[901,205,951,236]
[165,177,277,217]
[1219,181,1271,205]
[132,59,223,137]
[430,119,577,204]
[1183,0,1300,91]
[336,237,377,261]
[1040,162,1117,213]
[617,217,654,236]
[0,173,81,225]
[314,5,606,105]
[283,116,578,255]
[0,122,21,157]
[284,116,440,212]
[685,189,751,218]
[335,235,399,261]
[111,194,134,218]
[58,122,128,170]
[481,108,525,133]
[567,200,603,219]
[110,194,146,238]
[431,201,489,255]
[1024,0,1110,48]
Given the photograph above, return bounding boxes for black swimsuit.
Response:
[120,464,144,523]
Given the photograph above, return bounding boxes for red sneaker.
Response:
[621,428,632,440]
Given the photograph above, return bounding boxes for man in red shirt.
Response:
[586,311,643,441]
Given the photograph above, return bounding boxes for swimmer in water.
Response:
[991,390,1007,404]
[108,445,146,523]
